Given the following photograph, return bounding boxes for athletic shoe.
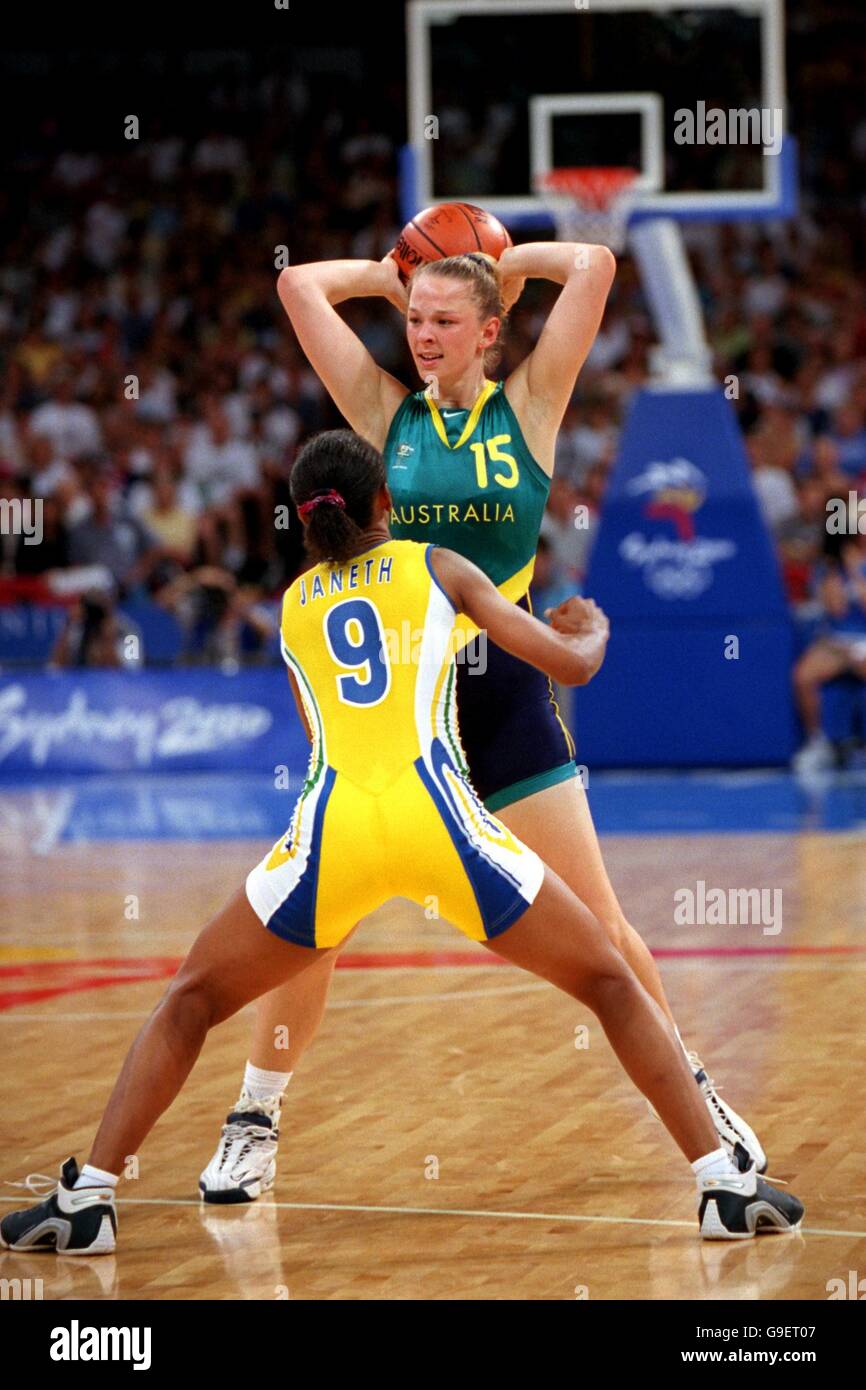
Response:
[698,1163,804,1240]
[0,1158,116,1255]
[792,732,833,775]
[199,1088,282,1204]
[688,1051,768,1175]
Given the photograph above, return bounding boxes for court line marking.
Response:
[0,1012,159,1021]
[0,1192,860,1240]
[1,943,864,981]
[3,961,866,1022]
[0,982,553,1022]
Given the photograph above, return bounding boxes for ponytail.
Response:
[291,430,387,565]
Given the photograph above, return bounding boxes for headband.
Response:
[298,489,346,518]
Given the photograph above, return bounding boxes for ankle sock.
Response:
[243,1061,293,1102]
[74,1163,119,1190]
[691,1147,740,1186]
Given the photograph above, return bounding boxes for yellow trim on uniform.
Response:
[452,553,538,650]
[265,790,308,870]
[498,554,536,606]
[424,378,499,451]
[430,643,453,744]
[546,677,577,759]
[524,589,577,759]
[444,767,524,856]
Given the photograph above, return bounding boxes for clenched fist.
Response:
[544,596,610,640]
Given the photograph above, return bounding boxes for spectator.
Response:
[777,478,830,604]
[156,565,271,665]
[792,541,866,771]
[183,403,260,508]
[28,372,102,460]
[540,476,585,582]
[14,495,69,575]
[830,403,866,476]
[51,594,142,669]
[24,431,75,498]
[809,435,848,496]
[748,432,800,533]
[67,466,159,593]
[139,465,200,569]
[529,535,575,618]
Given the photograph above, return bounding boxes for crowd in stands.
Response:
[0,24,864,722]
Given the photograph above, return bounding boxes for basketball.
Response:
[392,202,513,283]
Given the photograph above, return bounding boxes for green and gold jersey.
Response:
[383,378,550,604]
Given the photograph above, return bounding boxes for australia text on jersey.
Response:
[391,502,516,525]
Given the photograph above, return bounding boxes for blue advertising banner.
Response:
[0,669,309,778]
[576,388,797,767]
[0,604,67,665]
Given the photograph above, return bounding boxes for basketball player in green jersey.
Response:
[199,241,768,1202]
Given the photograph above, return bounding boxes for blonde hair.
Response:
[409,254,507,372]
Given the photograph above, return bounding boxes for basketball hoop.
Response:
[535,167,640,253]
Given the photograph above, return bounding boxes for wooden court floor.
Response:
[1,829,865,1301]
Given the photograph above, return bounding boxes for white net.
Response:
[535,167,640,254]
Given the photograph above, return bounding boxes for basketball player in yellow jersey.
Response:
[0,430,803,1252]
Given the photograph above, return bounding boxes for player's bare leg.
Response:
[793,641,849,738]
[497,778,673,1019]
[198,927,354,1202]
[488,869,712,1157]
[0,891,336,1253]
[484,870,803,1239]
[89,891,331,1173]
[247,940,342,1072]
[498,776,768,1171]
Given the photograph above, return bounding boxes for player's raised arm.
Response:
[431,548,609,687]
[501,241,616,452]
[276,256,409,449]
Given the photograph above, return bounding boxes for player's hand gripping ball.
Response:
[392,202,513,284]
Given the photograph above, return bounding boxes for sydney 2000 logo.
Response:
[619,459,737,600]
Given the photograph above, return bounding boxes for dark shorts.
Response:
[455,595,578,812]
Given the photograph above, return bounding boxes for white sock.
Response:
[691,1147,740,1187]
[75,1163,118,1190]
[243,1061,293,1102]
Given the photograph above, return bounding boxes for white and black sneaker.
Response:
[688,1052,768,1175]
[199,1089,282,1204]
[699,1159,804,1240]
[0,1158,117,1255]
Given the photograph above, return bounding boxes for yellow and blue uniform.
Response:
[245,539,544,948]
[385,379,576,811]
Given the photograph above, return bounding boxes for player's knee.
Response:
[598,913,631,955]
[160,967,225,1035]
[580,962,639,1018]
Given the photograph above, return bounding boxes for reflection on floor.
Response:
[3,767,866,848]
